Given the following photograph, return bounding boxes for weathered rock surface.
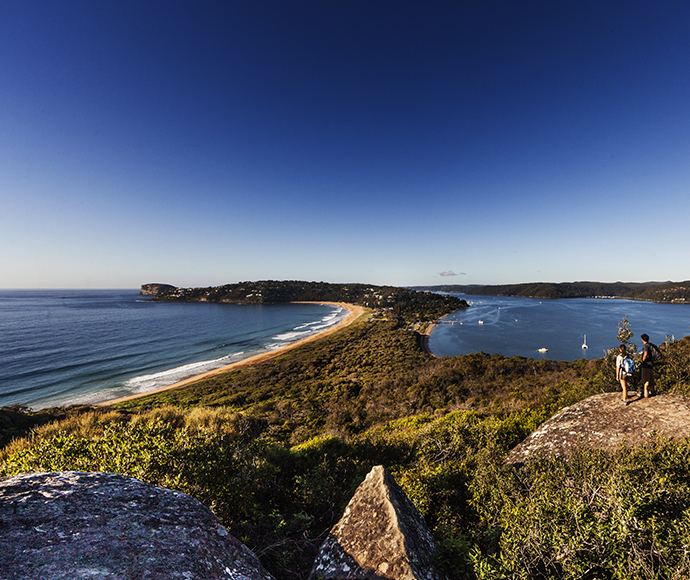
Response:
[507,392,690,464]
[309,465,447,580]
[0,471,274,580]
[139,283,177,296]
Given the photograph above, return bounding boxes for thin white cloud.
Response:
[440,270,457,277]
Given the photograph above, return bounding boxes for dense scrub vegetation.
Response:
[153,280,468,321]
[0,404,95,449]
[4,401,690,578]
[101,318,607,443]
[2,298,690,578]
[415,280,690,303]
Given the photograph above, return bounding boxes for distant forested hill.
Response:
[412,281,690,303]
[148,280,468,322]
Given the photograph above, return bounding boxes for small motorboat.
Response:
[478,320,484,325]
[537,347,548,353]
[582,334,588,349]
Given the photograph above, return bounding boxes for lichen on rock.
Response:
[309,465,447,580]
[0,471,274,580]
[506,393,690,465]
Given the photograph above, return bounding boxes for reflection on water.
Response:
[429,295,690,361]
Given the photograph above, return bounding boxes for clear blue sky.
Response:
[2,1,689,289]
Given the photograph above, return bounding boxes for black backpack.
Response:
[648,342,663,363]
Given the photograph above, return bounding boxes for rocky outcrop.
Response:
[139,283,177,296]
[0,471,274,580]
[309,465,447,580]
[506,392,690,465]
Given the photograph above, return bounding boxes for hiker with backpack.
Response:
[615,344,634,405]
[640,333,661,398]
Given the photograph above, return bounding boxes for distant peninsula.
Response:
[140,280,469,322]
[411,280,690,303]
[139,283,176,296]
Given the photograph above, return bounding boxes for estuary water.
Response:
[0,290,348,410]
[429,295,690,361]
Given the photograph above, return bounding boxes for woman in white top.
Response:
[615,344,630,405]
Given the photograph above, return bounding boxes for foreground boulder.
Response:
[507,392,690,464]
[0,471,273,580]
[309,465,447,580]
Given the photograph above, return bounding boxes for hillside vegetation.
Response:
[2,283,690,579]
[414,280,690,303]
[151,279,468,321]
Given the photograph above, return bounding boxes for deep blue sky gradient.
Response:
[2,1,689,288]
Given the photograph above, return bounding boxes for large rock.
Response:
[309,465,447,580]
[507,392,690,465]
[139,283,177,296]
[0,471,274,580]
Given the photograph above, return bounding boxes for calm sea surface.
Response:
[429,295,690,361]
[0,290,347,409]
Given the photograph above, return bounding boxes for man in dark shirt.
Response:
[640,333,655,398]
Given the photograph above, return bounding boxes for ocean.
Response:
[0,290,348,410]
[429,294,690,361]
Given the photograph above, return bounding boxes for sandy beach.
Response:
[420,321,438,357]
[98,302,365,407]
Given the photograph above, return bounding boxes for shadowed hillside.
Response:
[413,280,690,303]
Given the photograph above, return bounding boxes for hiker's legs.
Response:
[641,367,654,398]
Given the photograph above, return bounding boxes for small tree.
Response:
[616,315,637,354]
[604,316,637,361]
[603,316,639,391]
[656,335,690,394]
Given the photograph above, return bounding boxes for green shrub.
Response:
[469,440,690,579]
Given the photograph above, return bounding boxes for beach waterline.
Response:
[0,290,365,409]
[98,302,365,406]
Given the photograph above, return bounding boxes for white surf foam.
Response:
[76,304,349,405]
[271,306,346,342]
[273,330,314,341]
[124,352,250,392]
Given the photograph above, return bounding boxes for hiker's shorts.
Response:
[641,366,655,390]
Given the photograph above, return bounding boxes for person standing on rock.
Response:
[640,334,656,398]
[615,344,631,404]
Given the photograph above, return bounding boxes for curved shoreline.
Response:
[98,302,366,407]
[420,321,438,357]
